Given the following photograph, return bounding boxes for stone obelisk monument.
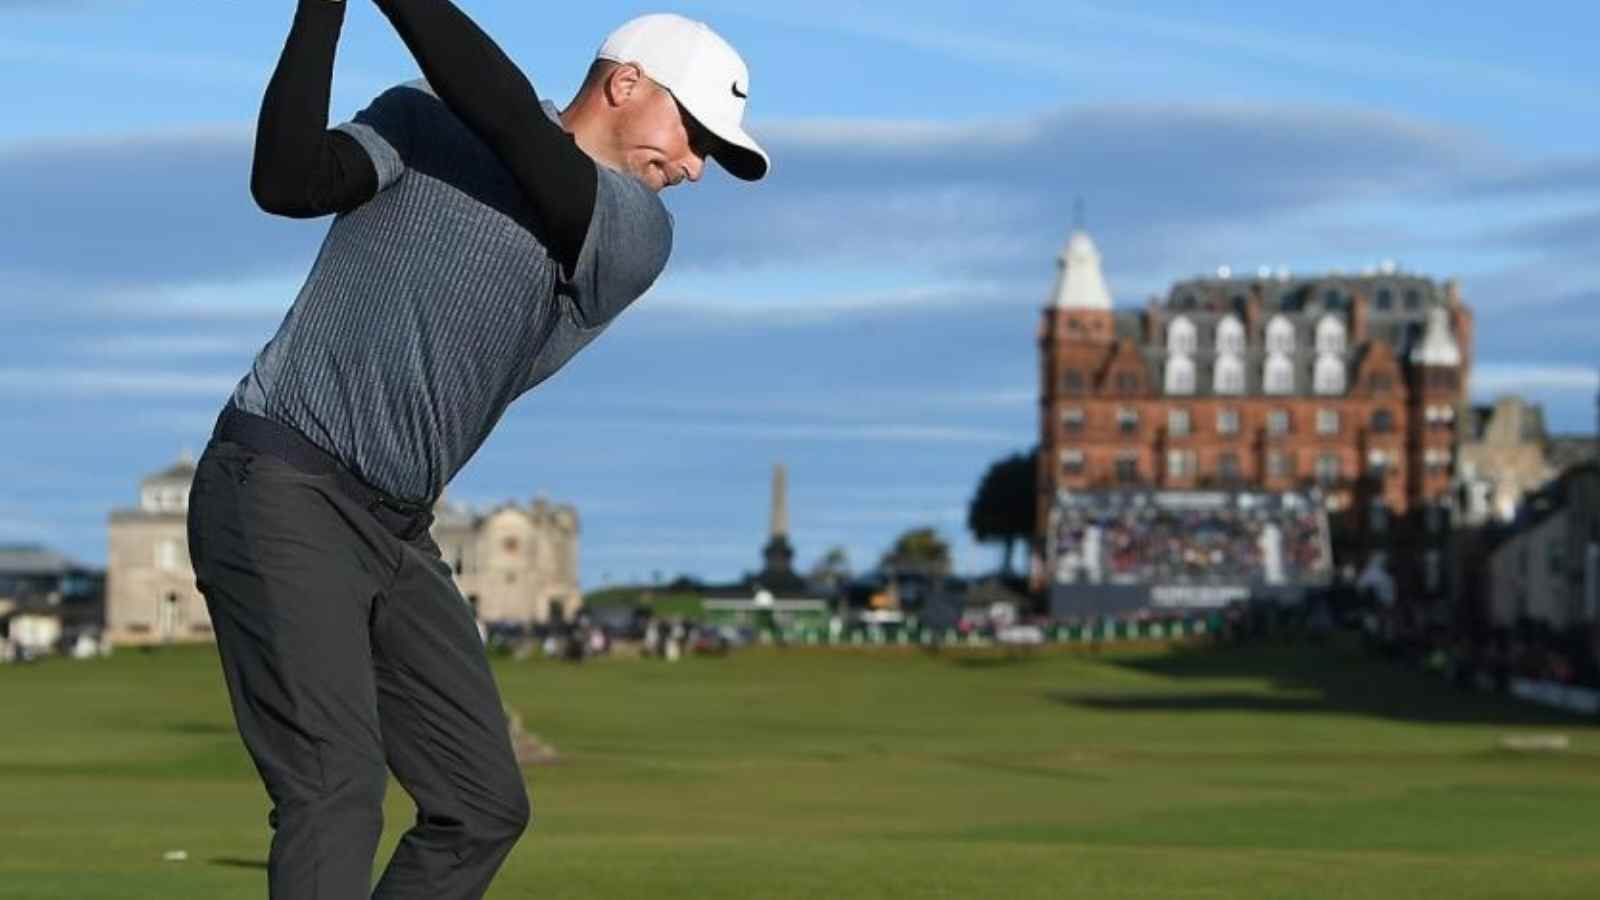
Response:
[758,462,801,591]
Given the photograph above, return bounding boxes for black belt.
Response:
[211,405,435,541]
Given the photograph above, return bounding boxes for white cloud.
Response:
[0,37,389,98]
[1472,364,1600,395]
[0,368,236,397]
[79,334,263,358]
[665,422,1020,444]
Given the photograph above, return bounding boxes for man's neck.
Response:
[559,100,621,175]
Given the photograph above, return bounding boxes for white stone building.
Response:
[106,455,207,645]
[106,454,582,645]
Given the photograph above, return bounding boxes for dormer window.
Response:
[1315,315,1346,355]
[1215,315,1246,355]
[1214,355,1246,395]
[1265,316,1295,355]
[1263,353,1294,395]
[1167,316,1197,355]
[1313,355,1346,395]
[1165,356,1196,395]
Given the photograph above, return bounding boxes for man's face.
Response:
[615,76,715,192]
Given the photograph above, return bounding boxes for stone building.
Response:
[1036,229,1469,535]
[1485,464,1600,630]
[432,497,581,625]
[107,454,582,645]
[1456,396,1558,525]
[106,453,208,645]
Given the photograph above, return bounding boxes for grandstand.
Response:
[1046,489,1332,616]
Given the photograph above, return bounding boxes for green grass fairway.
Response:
[2,638,1597,899]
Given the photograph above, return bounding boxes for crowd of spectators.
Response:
[1051,498,1328,586]
[1365,605,1600,692]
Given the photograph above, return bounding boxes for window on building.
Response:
[1165,355,1196,395]
[1267,409,1291,436]
[1369,373,1393,394]
[1062,370,1084,394]
[1216,316,1246,356]
[1167,316,1197,355]
[1168,408,1191,437]
[1268,450,1295,480]
[1315,453,1341,485]
[1404,289,1421,310]
[1062,407,1085,434]
[1371,409,1394,433]
[502,537,519,553]
[1117,407,1139,435]
[1217,452,1243,484]
[1167,449,1196,479]
[1376,288,1393,310]
[1367,448,1392,477]
[1217,408,1240,436]
[1317,408,1340,435]
[155,539,182,572]
[1265,315,1295,355]
[1313,355,1346,395]
[1116,371,1142,394]
[1315,315,1346,355]
[1214,354,1246,395]
[1263,353,1294,395]
[1061,449,1084,475]
[1114,453,1140,484]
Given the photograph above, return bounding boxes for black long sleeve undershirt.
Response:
[251,0,377,218]
[372,0,597,270]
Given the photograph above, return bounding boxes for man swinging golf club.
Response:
[186,2,767,897]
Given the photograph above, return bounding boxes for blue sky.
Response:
[4,1,1598,587]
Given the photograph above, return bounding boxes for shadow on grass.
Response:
[949,655,1042,670]
[1055,692,1325,714]
[209,857,268,870]
[1055,640,1590,727]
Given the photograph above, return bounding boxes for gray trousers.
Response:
[187,439,530,899]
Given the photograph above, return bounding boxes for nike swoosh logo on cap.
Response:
[732,81,747,99]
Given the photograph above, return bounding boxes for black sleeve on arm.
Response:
[251,0,379,219]
[372,0,598,271]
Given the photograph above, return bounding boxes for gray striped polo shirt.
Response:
[230,81,673,503]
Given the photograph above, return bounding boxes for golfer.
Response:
[186,2,766,898]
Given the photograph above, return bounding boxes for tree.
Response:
[967,447,1038,576]
[807,545,852,592]
[881,527,952,577]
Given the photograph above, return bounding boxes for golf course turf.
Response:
[1,637,1596,898]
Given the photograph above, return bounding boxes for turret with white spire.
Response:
[1048,229,1114,311]
[1410,304,1461,367]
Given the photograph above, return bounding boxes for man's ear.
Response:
[604,62,646,108]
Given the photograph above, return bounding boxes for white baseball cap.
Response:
[596,13,770,181]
